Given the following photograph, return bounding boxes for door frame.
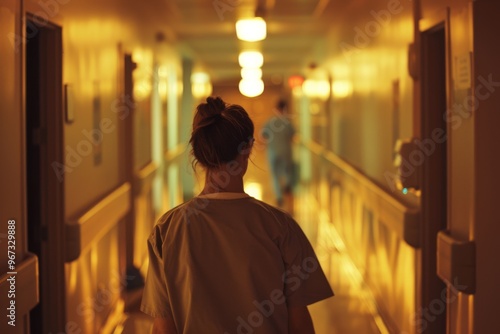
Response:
[417,7,452,334]
[25,13,66,332]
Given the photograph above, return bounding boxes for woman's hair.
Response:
[189,96,254,169]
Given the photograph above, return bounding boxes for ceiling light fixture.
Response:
[241,67,263,80]
[236,17,267,42]
[238,51,264,68]
[239,78,264,98]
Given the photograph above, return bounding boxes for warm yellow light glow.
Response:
[241,67,262,80]
[132,48,154,100]
[239,78,264,98]
[158,66,168,78]
[191,72,210,83]
[303,79,330,100]
[238,51,264,68]
[331,63,351,78]
[236,17,267,42]
[134,79,152,100]
[292,86,303,97]
[158,80,168,100]
[191,72,212,99]
[332,81,353,98]
[245,182,263,200]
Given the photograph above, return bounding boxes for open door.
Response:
[25,16,66,332]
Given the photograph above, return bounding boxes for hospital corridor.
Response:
[1,0,500,333]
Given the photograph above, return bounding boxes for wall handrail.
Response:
[304,140,421,248]
[165,143,188,162]
[134,161,158,195]
[65,183,131,262]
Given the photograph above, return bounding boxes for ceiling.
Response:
[163,0,346,86]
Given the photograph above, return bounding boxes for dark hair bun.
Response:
[193,97,226,129]
[206,96,226,115]
[189,96,254,169]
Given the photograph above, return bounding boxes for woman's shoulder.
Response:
[156,200,198,225]
[245,197,295,222]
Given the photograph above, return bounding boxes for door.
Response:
[25,16,66,332]
[419,23,448,334]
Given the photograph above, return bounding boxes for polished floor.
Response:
[113,145,385,333]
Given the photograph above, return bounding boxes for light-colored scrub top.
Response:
[261,115,295,160]
[140,192,334,334]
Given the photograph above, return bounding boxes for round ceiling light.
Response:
[238,51,264,68]
[236,17,267,42]
[239,78,264,98]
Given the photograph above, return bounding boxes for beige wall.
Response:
[0,0,24,270]
[0,1,29,332]
[323,0,414,188]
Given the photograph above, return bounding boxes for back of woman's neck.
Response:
[201,173,244,195]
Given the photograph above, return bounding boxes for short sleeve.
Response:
[140,227,171,317]
[280,217,334,306]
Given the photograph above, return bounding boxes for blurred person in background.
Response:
[261,99,296,209]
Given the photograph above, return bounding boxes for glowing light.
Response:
[236,17,267,42]
[191,72,212,99]
[158,80,168,100]
[239,78,264,98]
[288,75,305,89]
[158,66,168,78]
[238,51,264,68]
[191,72,209,83]
[303,79,330,100]
[241,67,262,80]
[245,182,263,200]
[402,188,408,195]
[332,81,353,98]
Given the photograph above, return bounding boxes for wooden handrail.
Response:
[165,143,188,162]
[303,140,421,248]
[134,161,158,195]
[65,183,131,262]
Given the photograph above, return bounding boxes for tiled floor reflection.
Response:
[294,187,385,334]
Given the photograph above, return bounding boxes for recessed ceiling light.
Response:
[236,17,267,42]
